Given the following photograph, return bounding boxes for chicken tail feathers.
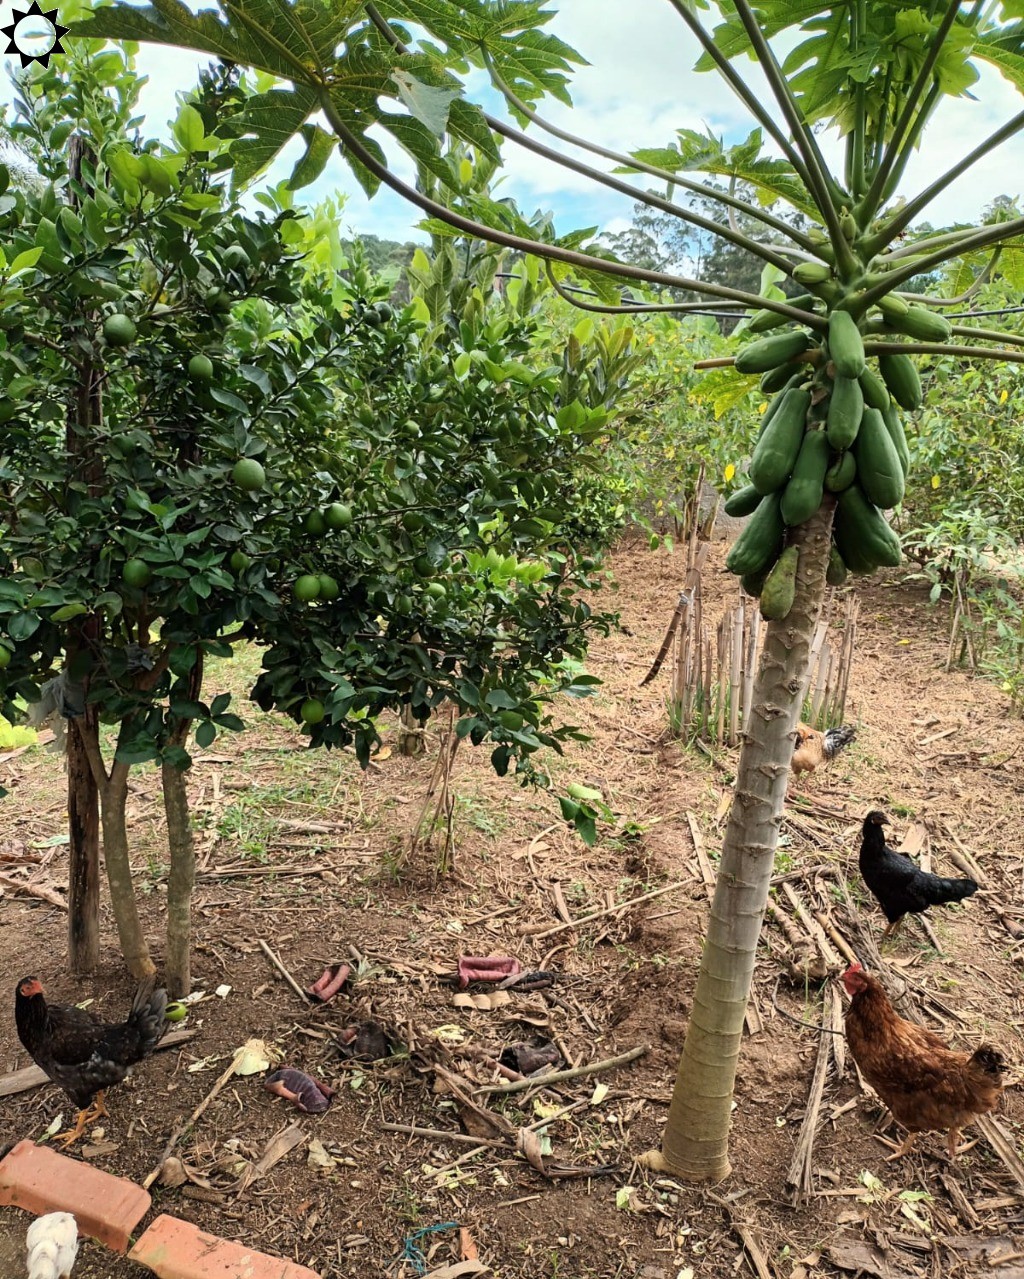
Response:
[128,981,168,1055]
[823,725,856,759]
[918,873,979,906]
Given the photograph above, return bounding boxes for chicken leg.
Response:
[883,1129,917,1161]
[55,1091,107,1148]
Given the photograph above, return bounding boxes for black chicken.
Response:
[858,811,978,939]
[15,976,167,1147]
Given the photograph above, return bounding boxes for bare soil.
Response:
[1,533,1023,1279]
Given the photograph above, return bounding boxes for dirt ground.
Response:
[1,532,1023,1279]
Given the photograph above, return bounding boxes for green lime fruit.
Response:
[356,406,375,428]
[205,287,232,314]
[229,551,251,573]
[123,558,152,589]
[293,574,322,602]
[305,510,328,538]
[326,502,353,530]
[413,555,433,577]
[188,354,214,382]
[103,313,136,346]
[402,511,425,533]
[317,574,340,600]
[164,1002,189,1023]
[425,582,447,601]
[498,710,524,730]
[0,645,11,669]
[223,246,250,270]
[232,458,266,492]
[395,593,413,616]
[300,698,325,725]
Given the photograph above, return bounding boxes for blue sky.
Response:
[2,0,1023,248]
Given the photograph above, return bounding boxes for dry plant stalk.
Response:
[407,706,459,874]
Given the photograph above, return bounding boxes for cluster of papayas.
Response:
[725,296,920,620]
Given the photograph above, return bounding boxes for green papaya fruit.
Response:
[824,450,856,493]
[854,407,905,508]
[879,352,922,410]
[826,546,848,587]
[759,546,799,621]
[780,430,830,527]
[749,387,811,495]
[724,484,763,518]
[735,330,813,376]
[826,375,864,450]
[760,366,806,395]
[887,304,951,343]
[725,492,785,577]
[828,310,866,379]
[881,401,910,477]
[836,484,902,568]
[747,293,817,334]
[859,366,890,411]
[792,261,832,286]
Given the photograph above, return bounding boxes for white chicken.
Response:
[26,1213,78,1279]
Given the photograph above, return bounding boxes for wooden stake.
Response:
[258,939,310,1003]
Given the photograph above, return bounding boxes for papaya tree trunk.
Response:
[645,497,835,1181]
[163,747,194,998]
[99,757,155,980]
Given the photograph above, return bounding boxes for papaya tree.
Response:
[72,0,1024,1176]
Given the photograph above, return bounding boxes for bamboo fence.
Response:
[665,576,859,748]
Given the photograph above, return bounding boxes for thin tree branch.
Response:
[317,94,827,320]
[947,322,1024,348]
[859,0,963,219]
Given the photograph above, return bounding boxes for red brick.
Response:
[0,1138,151,1252]
[129,1215,322,1279]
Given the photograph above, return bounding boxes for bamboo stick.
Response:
[729,598,743,746]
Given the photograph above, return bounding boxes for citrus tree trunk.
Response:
[645,497,835,1181]
[100,757,155,980]
[163,712,196,998]
[66,713,100,972]
[64,134,103,974]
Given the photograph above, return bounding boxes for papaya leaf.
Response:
[286,123,336,191]
[390,68,459,136]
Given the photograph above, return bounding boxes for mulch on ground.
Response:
[1,531,1023,1279]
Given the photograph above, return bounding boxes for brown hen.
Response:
[842,962,1004,1159]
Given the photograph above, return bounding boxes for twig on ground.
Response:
[142,1047,243,1189]
[258,938,311,1004]
[381,1122,506,1148]
[522,883,688,940]
[474,1045,648,1096]
[0,874,67,909]
[785,985,838,1204]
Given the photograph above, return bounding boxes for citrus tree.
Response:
[0,48,630,993]
[73,0,1024,1176]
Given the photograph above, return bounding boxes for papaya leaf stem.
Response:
[859,0,963,222]
[317,92,828,319]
